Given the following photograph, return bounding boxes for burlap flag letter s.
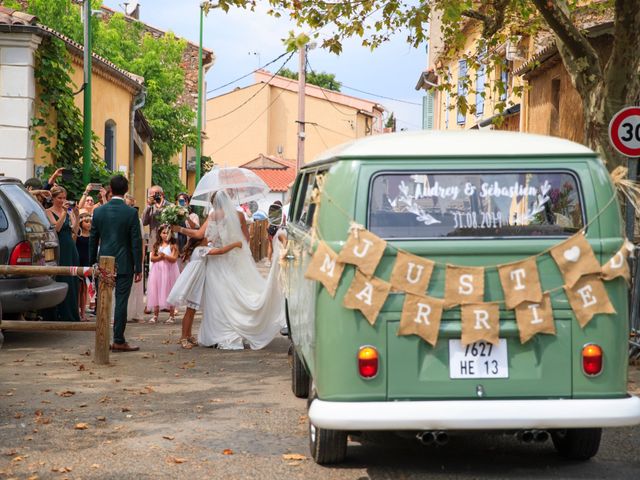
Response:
[390,250,435,295]
[337,228,387,277]
[565,274,616,328]
[498,257,543,309]
[601,239,634,282]
[514,294,556,344]
[461,303,500,346]
[304,241,346,297]
[550,233,601,288]
[444,266,484,308]
[343,270,391,326]
[398,294,444,346]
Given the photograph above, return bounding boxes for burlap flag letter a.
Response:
[390,251,435,295]
[461,303,500,345]
[564,274,616,328]
[444,266,484,308]
[550,233,601,288]
[398,294,444,346]
[337,228,387,277]
[601,239,634,282]
[514,294,556,344]
[343,270,391,326]
[304,241,346,297]
[498,257,543,309]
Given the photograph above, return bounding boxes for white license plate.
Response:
[448,339,509,379]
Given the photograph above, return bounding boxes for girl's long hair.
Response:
[152,224,175,254]
[181,237,201,262]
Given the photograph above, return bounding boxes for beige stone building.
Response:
[205,70,385,169]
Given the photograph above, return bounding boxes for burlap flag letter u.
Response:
[390,250,435,295]
[514,294,556,344]
[601,239,634,283]
[304,241,346,297]
[444,265,484,309]
[565,274,616,328]
[461,303,500,346]
[550,233,601,288]
[343,270,391,326]
[337,228,387,277]
[498,257,543,309]
[398,293,444,346]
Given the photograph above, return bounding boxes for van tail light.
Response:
[10,241,33,266]
[357,346,379,379]
[582,344,603,376]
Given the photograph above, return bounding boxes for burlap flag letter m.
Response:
[550,233,601,288]
[444,266,484,308]
[601,239,634,282]
[398,294,444,346]
[390,250,435,295]
[514,294,556,344]
[565,274,616,328]
[343,270,391,326]
[461,303,500,345]
[304,241,346,297]
[498,257,543,309]
[337,228,387,277]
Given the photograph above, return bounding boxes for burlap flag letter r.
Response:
[461,303,500,346]
[398,294,444,346]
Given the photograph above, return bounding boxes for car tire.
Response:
[551,428,602,460]
[307,379,347,465]
[291,344,309,398]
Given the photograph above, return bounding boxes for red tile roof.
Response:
[251,167,297,193]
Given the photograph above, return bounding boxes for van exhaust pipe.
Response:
[434,431,449,445]
[533,430,549,443]
[517,430,535,443]
[416,431,449,446]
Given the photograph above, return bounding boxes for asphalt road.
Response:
[1,319,639,479]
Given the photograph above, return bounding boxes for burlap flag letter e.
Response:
[514,294,556,344]
[343,270,391,326]
[444,266,484,308]
[564,274,616,328]
[398,294,444,346]
[390,251,435,295]
[498,257,543,309]
[601,239,634,283]
[550,233,601,288]
[304,241,346,297]
[337,228,387,277]
[461,303,500,345]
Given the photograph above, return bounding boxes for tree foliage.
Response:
[279,67,342,91]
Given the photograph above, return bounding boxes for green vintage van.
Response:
[283,131,640,465]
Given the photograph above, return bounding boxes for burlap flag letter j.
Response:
[337,228,387,277]
[550,233,601,288]
[398,294,444,346]
[498,257,543,309]
[461,303,500,346]
[514,294,556,344]
[304,241,346,297]
[601,239,634,283]
[390,250,435,295]
[444,266,484,308]
[565,274,616,328]
[343,270,391,326]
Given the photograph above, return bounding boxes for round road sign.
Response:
[609,106,640,157]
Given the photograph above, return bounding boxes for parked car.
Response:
[0,177,67,317]
[284,131,640,464]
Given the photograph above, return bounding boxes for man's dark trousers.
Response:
[113,274,134,344]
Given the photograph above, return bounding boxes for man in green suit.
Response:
[90,175,143,352]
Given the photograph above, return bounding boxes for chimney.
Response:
[129,4,140,19]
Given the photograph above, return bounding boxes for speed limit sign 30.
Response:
[609,106,640,157]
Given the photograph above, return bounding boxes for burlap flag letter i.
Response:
[550,233,601,288]
[601,239,634,282]
[498,257,543,309]
[514,294,556,344]
[390,250,435,295]
[398,294,444,346]
[343,270,391,326]
[444,266,484,308]
[461,303,500,345]
[565,274,616,328]
[304,241,346,297]
[337,227,387,277]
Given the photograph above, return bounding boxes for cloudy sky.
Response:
[102,0,426,130]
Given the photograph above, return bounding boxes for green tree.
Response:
[384,112,396,131]
[279,67,342,91]
[217,0,639,171]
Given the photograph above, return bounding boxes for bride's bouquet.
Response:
[158,204,189,226]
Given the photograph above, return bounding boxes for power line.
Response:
[206,51,290,95]
[340,84,423,106]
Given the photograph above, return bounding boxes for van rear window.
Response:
[369,171,584,238]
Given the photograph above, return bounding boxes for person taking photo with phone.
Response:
[78,183,104,215]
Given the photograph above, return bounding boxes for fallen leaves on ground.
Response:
[51,466,72,473]
[74,423,89,430]
[222,449,234,455]
[282,453,306,461]
[162,435,175,440]
[96,416,106,422]
[166,456,187,464]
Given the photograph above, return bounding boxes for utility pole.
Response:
[196,3,205,184]
[296,45,306,171]
[82,0,92,183]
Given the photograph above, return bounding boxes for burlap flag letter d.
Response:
[398,294,444,346]
[304,241,346,297]
[343,270,391,326]
[550,233,601,288]
[444,266,484,308]
[514,294,556,344]
[461,303,500,346]
[498,257,543,309]
[564,274,616,328]
[601,239,634,283]
[390,250,435,295]
[337,227,387,277]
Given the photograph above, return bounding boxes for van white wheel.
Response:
[291,344,309,398]
[551,428,602,460]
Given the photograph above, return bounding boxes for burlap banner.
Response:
[564,274,616,328]
[498,257,543,309]
[304,241,346,297]
[444,265,484,308]
[343,270,391,326]
[390,250,435,295]
[550,233,601,288]
[398,293,444,346]
[337,228,387,277]
[514,294,556,344]
[601,239,634,282]
[461,302,500,345]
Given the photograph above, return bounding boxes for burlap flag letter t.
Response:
[444,265,485,308]
[461,303,500,346]
[498,257,543,309]
[565,274,616,328]
[304,241,345,297]
[550,233,601,288]
[343,270,391,326]
[337,228,387,277]
[398,294,444,346]
[390,250,435,295]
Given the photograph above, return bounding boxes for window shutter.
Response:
[457,60,467,125]
[422,91,435,130]
[476,63,486,116]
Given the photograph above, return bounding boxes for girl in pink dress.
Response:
[146,224,180,324]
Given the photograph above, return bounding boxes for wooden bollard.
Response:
[94,256,115,365]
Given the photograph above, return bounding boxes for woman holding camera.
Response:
[45,186,81,322]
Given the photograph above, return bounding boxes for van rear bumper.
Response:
[308,396,640,430]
